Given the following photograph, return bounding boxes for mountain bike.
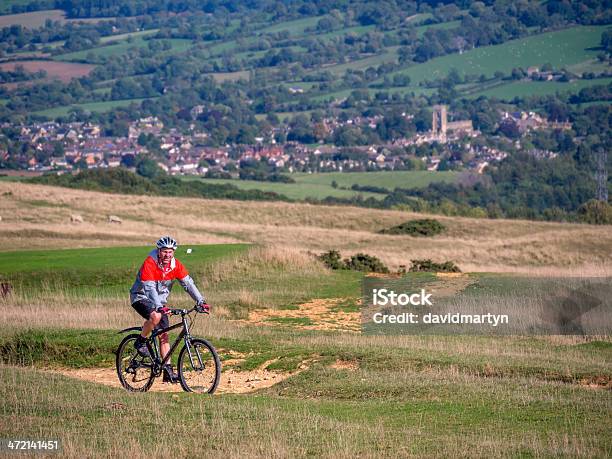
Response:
[115,304,221,393]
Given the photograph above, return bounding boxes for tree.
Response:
[136,157,163,179]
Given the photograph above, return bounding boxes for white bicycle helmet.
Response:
[156,235,178,250]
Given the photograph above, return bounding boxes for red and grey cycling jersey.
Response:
[130,250,205,309]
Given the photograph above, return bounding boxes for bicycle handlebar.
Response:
[164,304,209,316]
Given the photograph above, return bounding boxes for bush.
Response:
[318,250,389,273]
[317,250,344,270]
[343,253,389,273]
[409,259,460,273]
[380,218,446,236]
[576,199,612,225]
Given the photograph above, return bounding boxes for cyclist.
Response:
[130,236,209,383]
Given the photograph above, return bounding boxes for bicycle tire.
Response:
[177,338,221,394]
[116,334,155,392]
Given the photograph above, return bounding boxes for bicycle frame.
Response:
[144,312,205,375]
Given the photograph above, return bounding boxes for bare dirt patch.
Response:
[246,298,361,332]
[45,363,301,394]
[0,10,66,29]
[0,60,95,83]
[578,375,611,390]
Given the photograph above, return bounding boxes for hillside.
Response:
[2,182,611,274]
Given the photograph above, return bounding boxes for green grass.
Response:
[33,97,158,118]
[293,170,459,190]
[265,317,314,326]
[54,37,192,62]
[258,15,324,36]
[0,174,27,181]
[323,47,400,76]
[0,241,609,456]
[206,70,250,82]
[98,29,159,44]
[0,244,249,294]
[383,25,609,87]
[193,177,384,200]
[191,171,457,201]
[415,19,461,37]
[1,363,609,456]
[467,77,612,100]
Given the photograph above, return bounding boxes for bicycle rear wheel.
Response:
[116,334,155,392]
[177,338,221,394]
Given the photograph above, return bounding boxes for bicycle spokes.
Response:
[178,339,220,393]
[116,335,155,392]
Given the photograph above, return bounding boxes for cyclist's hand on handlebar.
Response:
[196,302,210,314]
[157,306,171,315]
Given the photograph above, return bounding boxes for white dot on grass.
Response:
[186,248,192,254]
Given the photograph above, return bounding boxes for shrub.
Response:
[317,250,345,270]
[318,250,389,273]
[576,199,612,225]
[343,253,389,273]
[380,218,446,236]
[409,259,460,273]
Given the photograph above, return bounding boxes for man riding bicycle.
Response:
[130,236,209,383]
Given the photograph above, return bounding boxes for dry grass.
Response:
[1,182,612,275]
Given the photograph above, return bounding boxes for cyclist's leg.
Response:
[144,311,161,338]
[157,314,170,358]
[131,301,159,339]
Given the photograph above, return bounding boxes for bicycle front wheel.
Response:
[116,334,155,392]
[177,338,221,394]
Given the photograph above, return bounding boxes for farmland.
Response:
[0,182,610,457]
[54,38,193,63]
[190,171,457,201]
[33,97,158,117]
[0,9,65,28]
[377,25,609,95]
[468,77,612,100]
[0,60,95,82]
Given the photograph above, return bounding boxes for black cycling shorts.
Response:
[131,301,169,331]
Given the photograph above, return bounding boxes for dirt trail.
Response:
[45,358,303,394]
[430,272,476,297]
[246,298,361,332]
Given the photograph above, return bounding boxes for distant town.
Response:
[0,105,569,178]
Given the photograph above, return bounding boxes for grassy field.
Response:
[468,77,612,100]
[3,182,612,274]
[0,240,609,456]
[379,25,609,90]
[191,171,457,201]
[0,183,611,456]
[206,70,251,82]
[98,29,160,44]
[34,97,158,118]
[258,15,324,36]
[415,19,462,37]
[195,177,383,200]
[293,170,458,190]
[54,38,193,62]
[0,244,248,294]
